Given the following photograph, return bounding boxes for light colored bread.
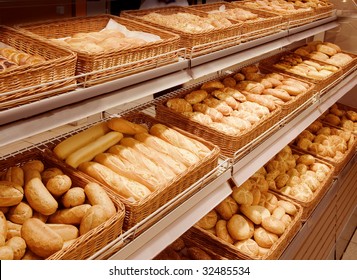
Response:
[107,118,148,135]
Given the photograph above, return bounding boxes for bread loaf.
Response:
[0,211,7,241]
[184,90,208,104]
[78,161,151,202]
[53,122,111,160]
[65,131,123,168]
[107,118,148,135]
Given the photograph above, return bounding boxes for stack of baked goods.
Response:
[53,29,149,54]
[192,174,301,259]
[0,47,46,71]
[53,117,212,203]
[154,235,224,260]
[320,103,357,134]
[293,41,355,68]
[0,159,122,260]
[292,119,356,172]
[281,0,331,9]
[241,0,312,14]
[140,12,233,33]
[268,52,340,80]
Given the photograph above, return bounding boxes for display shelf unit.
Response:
[0,15,338,147]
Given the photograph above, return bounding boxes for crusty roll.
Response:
[3,166,24,187]
[7,202,33,224]
[261,216,286,235]
[53,122,111,160]
[0,181,24,207]
[46,174,72,197]
[234,239,259,258]
[166,98,193,113]
[227,214,251,241]
[79,205,108,235]
[184,89,208,104]
[65,131,123,168]
[215,196,239,220]
[120,137,187,175]
[5,236,26,260]
[134,133,200,167]
[0,211,7,241]
[240,205,270,225]
[149,124,211,159]
[215,219,234,244]
[78,161,151,202]
[106,118,148,135]
[245,94,276,111]
[48,204,91,225]
[254,227,278,249]
[196,210,218,230]
[47,224,79,241]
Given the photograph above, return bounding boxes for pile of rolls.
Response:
[0,160,117,260]
[53,118,211,203]
[195,170,300,259]
[320,103,357,134]
[242,0,312,13]
[165,64,309,136]
[293,120,356,162]
[0,47,46,72]
[264,145,331,202]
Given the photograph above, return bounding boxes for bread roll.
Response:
[196,210,218,230]
[185,90,208,104]
[5,236,26,260]
[78,162,151,202]
[261,216,286,235]
[149,123,211,159]
[215,196,239,220]
[234,239,259,258]
[245,94,276,111]
[84,182,116,219]
[66,131,123,168]
[134,133,200,167]
[0,211,7,241]
[53,122,111,160]
[240,205,270,225]
[22,160,44,173]
[48,204,91,225]
[79,205,108,235]
[0,245,14,260]
[61,187,86,208]
[215,219,234,244]
[7,202,33,224]
[254,227,278,248]
[21,218,63,258]
[227,214,251,241]
[0,181,24,207]
[166,98,193,113]
[120,137,187,175]
[272,206,286,220]
[47,224,79,241]
[107,118,148,135]
[46,174,72,197]
[6,221,21,240]
[41,168,64,185]
[201,80,225,92]
[21,249,42,260]
[231,186,253,206]
[3,166,24,187]
[277,200,297,216]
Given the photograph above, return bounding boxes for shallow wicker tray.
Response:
[0,148,125,260]
[314,2,335,21]
[155,81,282,158]
[259,51,343,94]
[269,147,335,221]
[17,14,180,86]
[186,192,302,260]
[237,0,316,28]
[291,123,357,175]
[187,2,285,42]
[120,6,243,58]
[47,112,220,232]
[0,25,77,111]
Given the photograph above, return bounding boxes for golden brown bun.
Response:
[215,219,234,244]
[215,196,239,220]
[5,236,26,260]
[107,118,148,135]
[7,202,33,224]
[79,205,108,235]
[196,210,218,230]
[227,214,251,241]
[0,181,24,207]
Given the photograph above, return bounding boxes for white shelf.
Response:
[231,71,357,186]
[90,162,232,260]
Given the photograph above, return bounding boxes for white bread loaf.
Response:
[106,118,148,135]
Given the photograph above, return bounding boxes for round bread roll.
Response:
[215,196,239,220]
[22,160,44,173]
[196,210,218,230]
[261,216,286,235]
[227,214,251,241]
[41,168,64,185]
[254,227,279,249]
[240,205,270,225]
[0,181,24,207]
[234,238,259,258]
[264,193,278,213]
[216,219,234,244]
[7,202,33,224]
[277,200,297,216]
[272,206,286,220]
[232,186,253,206]
[61,187,86,208]
[0,245,14,260]
[46,174,72,197]
[6,221,21,240]
[5,236,26,260]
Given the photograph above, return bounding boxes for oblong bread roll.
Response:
[78,161,151,202]
[149,124,211,159]
[53,123,110,160]
[65,131,123,168]
[107,118,148,135]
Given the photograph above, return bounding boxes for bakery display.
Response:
[320,103,357,134]
[192,176,302,259]
[241,0,312,13]
[293,41,355,69]
[0,157,124,260]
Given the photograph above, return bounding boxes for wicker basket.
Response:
[270,148,335,221]
[155,81,282,158]
[314,1,335,21]
[0,148,125,260]
[0,25,77,111]
[236,0,316,28]
[258,51,343,94]
[17,15,180,86]
[120,6,243,58]
[187,2,285,42]
[291,123,357,175]
[46,112,220,232]
[186,192,302,260]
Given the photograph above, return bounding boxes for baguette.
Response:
[120,137,187,175]
[106,118,148,135]
[78,161,151,202]
[53,123,110,160]
[65,131,123,168]
[149,124,211,159]
[108,145,175,183]
[94,153,162,191]
[134,133,200,167]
